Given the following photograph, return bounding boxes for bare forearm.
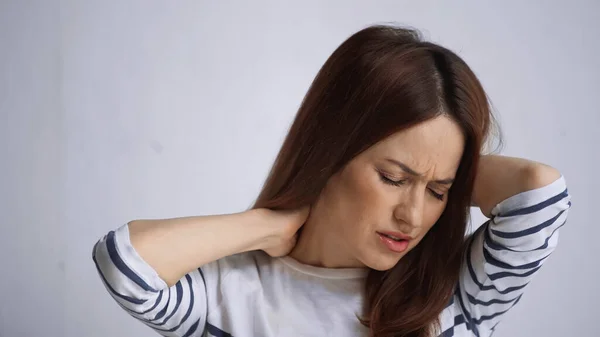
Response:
[128,209,272,286]
[472,155,562,217]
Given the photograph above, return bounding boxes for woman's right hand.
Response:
[257,206,310,258]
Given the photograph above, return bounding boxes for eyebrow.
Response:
[385,158,455,185]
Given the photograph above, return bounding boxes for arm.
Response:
[128,209,288,286]
[92,207,307,336]
[456,155,571,335]
[472,155,562,217]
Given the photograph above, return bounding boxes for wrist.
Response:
[244,208,281,252]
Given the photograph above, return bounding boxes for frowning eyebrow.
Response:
[385,158,455,185]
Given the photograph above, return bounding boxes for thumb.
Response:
[294,205,311,225]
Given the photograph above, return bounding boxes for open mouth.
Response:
[377,232,410,253]
[380,233,404,241]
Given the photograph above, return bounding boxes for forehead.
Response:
[368,116,465,173]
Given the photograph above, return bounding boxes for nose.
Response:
[393,188,424,230]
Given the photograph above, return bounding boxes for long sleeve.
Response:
[92,224,207,337]
[456,175,571,336]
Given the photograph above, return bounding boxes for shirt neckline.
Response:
[278,256,369,279]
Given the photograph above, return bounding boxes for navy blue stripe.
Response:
[470,295,522,325]
[466,239,531,294]
[455,284,480,337]
[468,253,529,294]
[171,275,196,331]
[514,294,522,305]
[198,268,208,336]
[439,312,464,336]
[152,284,172,321]
[207,323,234,337]
[107,292,151,318]
[103,284,164,317]
[198,268,206,284]
[484,220,565,252]
[90,252,164,317]
[454,313,472,332]
[152,274,195,332]
[92,252,147,305]
[491,210,565,239]
[530,220,566,250]
[466,232,494,292]
[92,241,164,316]
[445,295,454,308]
[122,290,164,316]
[441,326,454,336]
[471,307,511,325]
[131,290,164,316]
[182,318,201,337]
[484,225,511,252]
[106,231,158,292]
[155,281,184,326]
[465,291,519,306]
[483,247,549,270]
[492,283,528,295]
[488,265,541,280]
[499,189,568,217]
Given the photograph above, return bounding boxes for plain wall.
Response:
[1,1,598,336]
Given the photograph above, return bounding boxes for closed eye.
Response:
[379,171,445,201]
[378,173,406,187]
[428,189,444,201]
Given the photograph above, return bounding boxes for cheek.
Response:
[416,203,447,239]
[330,168,385,229]
[424,208,443,228]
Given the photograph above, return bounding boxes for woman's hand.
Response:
[257,206,311,257]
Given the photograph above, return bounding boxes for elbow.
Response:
[521,163,562,191]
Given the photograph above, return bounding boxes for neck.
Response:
[288,198,365,269]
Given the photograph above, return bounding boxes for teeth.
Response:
[384,234,401,241]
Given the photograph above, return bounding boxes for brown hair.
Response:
[252,25,493,337]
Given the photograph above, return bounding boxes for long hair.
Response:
[251,25,493,337]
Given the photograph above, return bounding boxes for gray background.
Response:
[1,1,598,336]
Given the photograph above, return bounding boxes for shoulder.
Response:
[200,250,276,285]
[199,251,278,310]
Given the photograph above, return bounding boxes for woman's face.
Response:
[319,115,465,271]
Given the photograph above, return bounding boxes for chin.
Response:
[362,254,402,271]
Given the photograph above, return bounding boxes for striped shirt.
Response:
[92,176,571,337]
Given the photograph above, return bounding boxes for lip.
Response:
[377,232,410,253]
[377,231,413,241]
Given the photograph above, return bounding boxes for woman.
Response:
[92,25,571,337]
